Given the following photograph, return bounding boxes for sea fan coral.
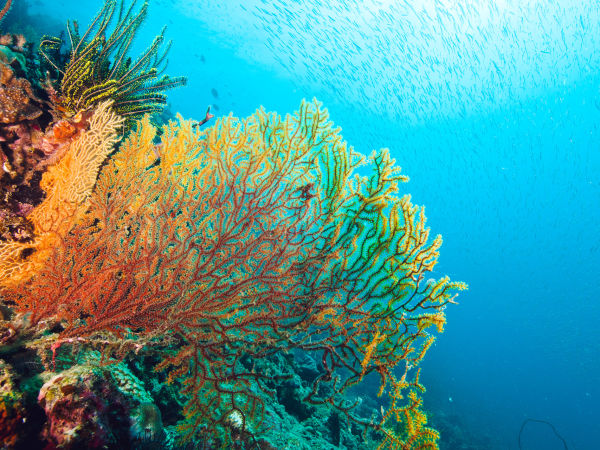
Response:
[4,100,465,448]
[0,1,11,24]
[0,100,124,288]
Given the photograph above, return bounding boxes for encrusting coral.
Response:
[37,353,164,448]
[0,359,25,447]
[38,363,131,448]
[0,56,41,124]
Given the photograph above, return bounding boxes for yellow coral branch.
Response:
[0,100,123,288]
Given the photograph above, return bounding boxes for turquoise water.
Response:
[22,0,600,448]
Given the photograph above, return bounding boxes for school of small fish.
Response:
[176,0,600,125]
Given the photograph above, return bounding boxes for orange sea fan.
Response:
[0,100,124,288]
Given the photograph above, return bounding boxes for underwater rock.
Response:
[38,364,131,448]
[0,58,42,124]
[37,358,166,448]
[294,351,320,382]
[0,359,26,449]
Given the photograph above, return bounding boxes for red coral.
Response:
[0,1,11,24]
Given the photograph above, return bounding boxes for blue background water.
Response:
[32,0,600,448]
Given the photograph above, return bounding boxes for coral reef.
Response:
[38,363,131,448]
[0,38,51,280]
[0,28,126,288]
[0,0,185,287]
[1,0,64,51]
[0,54,40,123]
[3,101,465,448]
[36,355,166,448]
[0,1,465,448]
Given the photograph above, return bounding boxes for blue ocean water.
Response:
[31,0,600,448]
